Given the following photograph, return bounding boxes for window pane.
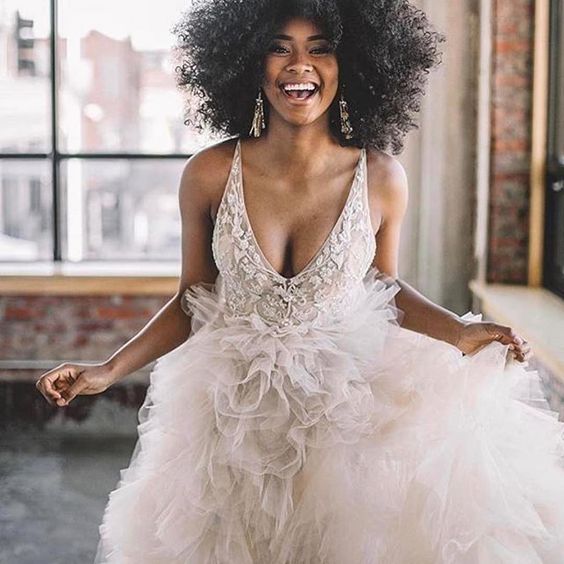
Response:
[0,1,51,153]
[58,0,221,154]
[0,160,53,260]
[60,159,185,261]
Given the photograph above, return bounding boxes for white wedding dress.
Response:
[94,138,564,563]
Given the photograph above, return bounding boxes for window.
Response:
[0,0,222,264]
[545,0,564,297]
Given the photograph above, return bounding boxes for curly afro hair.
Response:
[170,0,445,154]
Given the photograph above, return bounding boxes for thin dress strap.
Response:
[213,137,240,227]
[359,147,374,237]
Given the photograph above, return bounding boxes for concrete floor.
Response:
[0,429,137,564]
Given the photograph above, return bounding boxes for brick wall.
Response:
[0,294,168,429]
[487,0,535,282]
[1,295,167,362]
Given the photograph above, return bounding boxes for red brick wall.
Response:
[487,0,535,282]
[0,294,169,427]
[0,295,168,362]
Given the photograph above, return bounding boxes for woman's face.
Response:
[262,17,339,128]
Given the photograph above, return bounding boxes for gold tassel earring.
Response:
[339,86,353,140]
[249,87,266,137]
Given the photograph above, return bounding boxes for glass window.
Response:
[60,159,183,261]
[0,1,225,265]
[0,1,51,153]
[0,160,52,260]
[57,0,219,154]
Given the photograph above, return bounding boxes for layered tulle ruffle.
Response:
[94,268,564,564]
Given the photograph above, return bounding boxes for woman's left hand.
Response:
[455,321,532,362]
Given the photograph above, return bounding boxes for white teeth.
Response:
[282,82,317,91]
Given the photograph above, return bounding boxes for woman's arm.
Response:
[104,151,221,383]
[367,151,531,361]
[36,146,226,406]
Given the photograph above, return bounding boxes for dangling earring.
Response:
[249,87,266,137]
[339,86,353,140]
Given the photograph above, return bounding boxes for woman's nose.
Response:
[286,51,313,73]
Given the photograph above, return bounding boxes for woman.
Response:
[36,0,564,562]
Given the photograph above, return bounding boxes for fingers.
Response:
[487,323,517,344]
[59,378,88,406]
[35,371,63,406]
[487,324,532,363]
[509,339,532,363]
[36,364,76,407]
[36,363,110,407]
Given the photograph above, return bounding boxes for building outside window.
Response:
[0,0,222,265]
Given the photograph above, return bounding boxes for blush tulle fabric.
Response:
[93,138,564,563]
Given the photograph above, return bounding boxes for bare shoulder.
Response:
[178,137,239,218]
[365,147,408,203]
[365,147,409,228]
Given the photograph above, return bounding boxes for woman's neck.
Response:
[251,116,343,175]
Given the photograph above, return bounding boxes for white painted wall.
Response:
[396,0,480,314]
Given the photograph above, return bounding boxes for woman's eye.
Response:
[311,46,332,55]
[267,44,333,55]
[268,44,288,54]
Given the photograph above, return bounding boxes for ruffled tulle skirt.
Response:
[93,268,564,563]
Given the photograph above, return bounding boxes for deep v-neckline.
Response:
[236,138,365,283]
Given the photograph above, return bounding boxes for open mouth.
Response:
[279,82,319,101]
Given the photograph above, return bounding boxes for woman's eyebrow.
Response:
[273,34,328,41]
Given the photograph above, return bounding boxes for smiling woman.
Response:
[29,1,564,563]
[258,18,341,144]
[170,0,444,153]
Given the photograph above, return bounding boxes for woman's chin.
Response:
[266,93,333,128]
[281,115,322,128]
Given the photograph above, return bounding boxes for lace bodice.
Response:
[198,137,376,334]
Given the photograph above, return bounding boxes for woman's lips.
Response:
[279,84,320,105]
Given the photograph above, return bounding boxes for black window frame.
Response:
[545,0,564,298]
[1,0,191,264]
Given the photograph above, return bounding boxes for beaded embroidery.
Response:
[206,138,376,331]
